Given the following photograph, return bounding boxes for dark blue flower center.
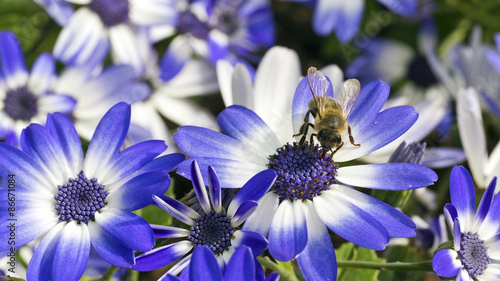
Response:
[458,232,490,278]
[188,210,234,255]
[212,0,242,36]
[54,171,108,224]
[90,0,129,27]
[267,142,338,201]
[177,11,210,39]
[408,54,438,88]
[4,87,38,121]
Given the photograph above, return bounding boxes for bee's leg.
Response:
[331,141,344,155]
[309,133,317,151]
[348,125,361,147]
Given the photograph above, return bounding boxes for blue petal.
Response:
[224,247,255,281]
[0,188,57,251]
[95,208,154,252]
[296,201,336,281]
[0,143,55,192]
[174,126,251,160]
[227,169,276,217]
[264,272,280,281]
[53,8,109,66]
[99,140,167,184]
[443,204,458,229]
[217,105,281,162]
[475,177,497,225]
[449,166,475,228]
[208,165,222,213]
[231,200,258,227]
[27,223,65,280]
[160,36,191,82]
[45,113,83,177]
[139,153,185,173]
[0,31,28,88]
[377,0,418,17]
[191,160,212,214]
[28,53,56,94]
[333,185,416,237]
[478,178,500,238]
[348,80,390,130]
[232,230,268,257]
[106,171,170,211]
[481,90,500,120]
[333,0,364,43]
[52,222,90,281]
[190,246,223,281]
[153,195,200,226]
[151,225,191,239]
[336,163,438,190]
[132,241,193,271]
[268,200,308,261]
[432,249,462,278]
[88,221,135,267]
[36,0,74,26]
[177,158,265,188]
[84,103,130,179]
[208,30,229,64]
[337,105,418,161]
[314,190,389,250]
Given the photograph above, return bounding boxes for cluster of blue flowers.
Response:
[1,0,500,281]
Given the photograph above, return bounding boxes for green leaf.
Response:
[337,243,385,281]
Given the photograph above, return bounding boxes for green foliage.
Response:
[336,243,385,281]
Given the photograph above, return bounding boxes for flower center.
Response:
[54,171,108,224]
[90,0,129,27]
[407,54,438,88]
[458,232,490,278]
[188,210,234,255]
[177,11,210,39]
[3,87,39,121]
[212,0,242,36]
[267,142,337,201]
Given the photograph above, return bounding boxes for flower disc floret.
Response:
[188,210,234,254]
[458,232,490,278]
[4,87,38,121]
[267,142,337,201]
[54,171,108,224]
[90,0,130,27]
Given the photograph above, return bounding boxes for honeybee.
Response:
[294,67,361,154]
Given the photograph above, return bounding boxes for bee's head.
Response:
[317,129,342,150]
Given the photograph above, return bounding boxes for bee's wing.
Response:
[307,67,329,117]
[340,79,361,118]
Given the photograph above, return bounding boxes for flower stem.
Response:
[256,256,300,281]
[337,260,433,271]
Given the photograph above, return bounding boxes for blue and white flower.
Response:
[164,245,280,281]
[281,0,420,42]
[346,23,464,168]
[54,63,150,141]
[159,0,275,81]
[456,87,500,189]
[174,71,437,279]
[131,160,276,279]
[37,0,177,75]
[128,57,220,151]
[0,102,183,281]
[0,31,76,145]
[432,166,500,281]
